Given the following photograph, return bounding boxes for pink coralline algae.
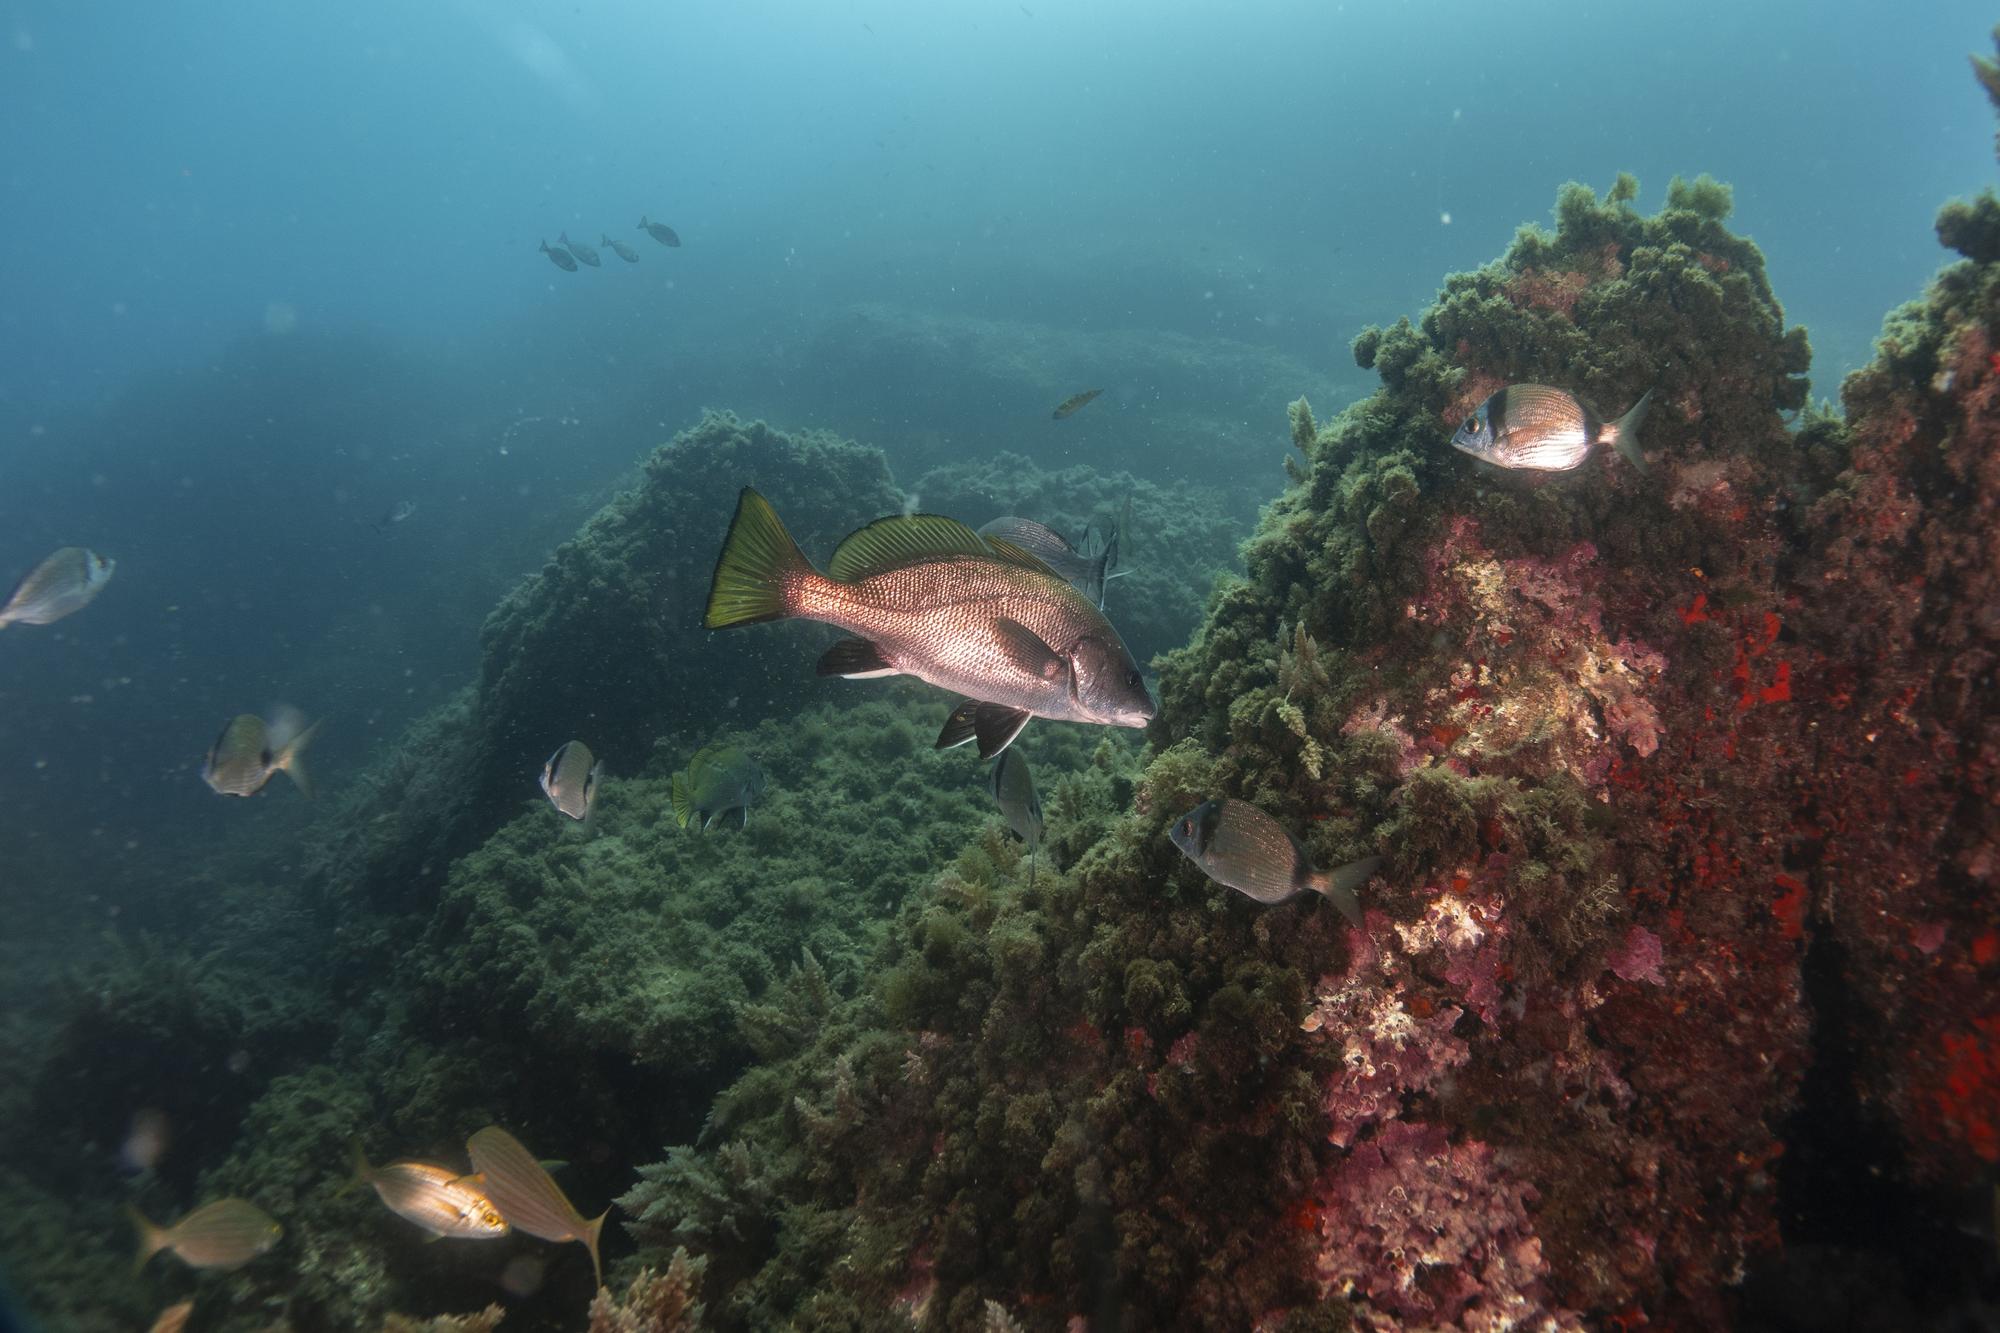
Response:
[1308,1121,1584,1332]
[1605,925,1665,985]
[1304,967,1471,1148]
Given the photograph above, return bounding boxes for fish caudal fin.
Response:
[1311,854,1382,930]
[704,488,815,629]
[127,1205,168,1275]
[583,1208,608,1289]
[670,773,694,830]
[1606,389,1653,473]
[277,719,322,798]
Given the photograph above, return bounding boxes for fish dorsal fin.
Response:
[827,513,1005,582]
[979,537,1061,578]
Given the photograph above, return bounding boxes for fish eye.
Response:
[1126,670,1143,687]
[1462,416,1478,435]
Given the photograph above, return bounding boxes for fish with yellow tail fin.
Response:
[127,1198,281,1273]
[671,744,765,831]
[703,489,1154,758]
[201,708,321,798]
[466,1126,607,1288]
[1169,798,1381,928]
[353,1142,509,1239]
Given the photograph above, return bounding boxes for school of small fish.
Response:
[538,215,682,272]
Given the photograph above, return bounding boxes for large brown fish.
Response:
[1051,388,1102,420]
[1168,798,1381,927]
[0,546,114,629]
[704,489,1155,757]
[354,1143,509,1240]
[128,1198,281,1273]
[466,1127,606,1287]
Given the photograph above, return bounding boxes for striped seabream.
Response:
[0,546,114,629]
[355,1143,509,1239]
[127,1197,282,1273]
[466,1126,607,1287]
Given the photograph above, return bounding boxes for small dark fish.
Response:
[1168,798,1380,928]
[466,1127,607,1288]
[671,744,765,831]
[203,708,320,798]
[354,1143,508,1240]
[988,749,1043,883]
[128,1198,282,1273]
[602,234,640,263]
[0,546,114,629]
[1450,384,1652,473]
[560,231,601,267]
[1051,388,1102,420]
[540,740,602,822]
[638,216,681,247]
[977,514,1125,609]
[539,239,578,271]
[704,489,1154,758]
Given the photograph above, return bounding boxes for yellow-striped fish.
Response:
[127,1197,281,1273]
[0,546,114,629]
[202,708,321,798]
[354,1143,509,1239]
[1051,388,1102,420]
[466,1127,607,1287]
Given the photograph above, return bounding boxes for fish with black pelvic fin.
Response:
[1051,388,1102,420]
[1168,797,1380,928]
[353,1143,508,1240]
[988,748,1043,884]
[704,489,1154,758]
[977,512,1126,609]
[638,216,681,247]
[540,740,602,823]
[0,546,114,629]
[202,708,320,798]
[539,239,578,271]
[602,234,640,263]
[466,1126,607,1288]
[559,232,601,267]
[1450,384,1652,473]
[128,1198,282,1273]
[671,744,765,831]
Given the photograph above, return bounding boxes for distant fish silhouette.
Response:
[602,234,640,263]
[1051,388,1102,420]
[539,239,577,272]
[639,216,681,248]
[368,500,417,533]
[560,232,601,267]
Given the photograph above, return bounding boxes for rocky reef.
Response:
[9,59,2000,1333]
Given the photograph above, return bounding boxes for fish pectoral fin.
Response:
[936,700,981,750]
[991,619,1064,681]
[972,703,1032,759]
[817,637,897,678]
